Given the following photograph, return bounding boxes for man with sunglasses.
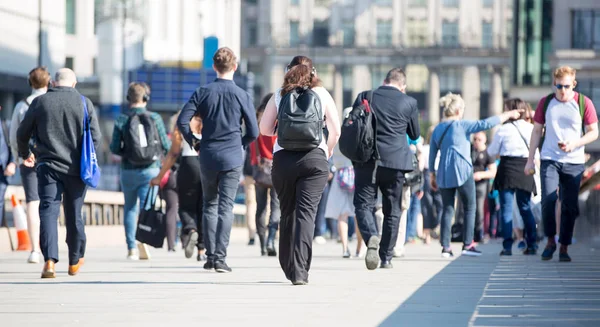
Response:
[524,66,598,262]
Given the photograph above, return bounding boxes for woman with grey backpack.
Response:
[259,55,341,285]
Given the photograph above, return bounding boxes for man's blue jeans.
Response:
[499,188,537,250]
[200,165,243,264]
[406,192,421,241]
[540,160,585,246]
[120,167,160,250]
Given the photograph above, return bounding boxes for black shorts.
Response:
[20,164,39,202]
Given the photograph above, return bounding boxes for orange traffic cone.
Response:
[12,195,31,251]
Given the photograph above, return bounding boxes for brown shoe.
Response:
[41,260,56,279]
[68,258,85,276]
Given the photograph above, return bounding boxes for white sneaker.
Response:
[314,236,326,245]
[137,243,151,260]
[127,249,139,261]
[27,251,40,264]
[393,247,405,258]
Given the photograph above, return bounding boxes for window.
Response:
[480,69,490,92]
[342,20,355,47]
[442,0,459,8]
[245,0,258,4]
[66,0,76,34]
[410,0,427,7]
[376,20,392,47]
[314,0,330,7]
[290,0,299,5]
[407,19,428,47]
[506,19,513,45]
[93,57,97,75]
[65,57,74,70]
[482,0,494,8]
[572,10,600,49]
[576,80,600,116]
[439,67,462,92]
[290,21,300,46]
[313,20,330,47]
[441,22,459,47]
[247,22,258,46]
[482,22,493,48]
[375,0,393,5]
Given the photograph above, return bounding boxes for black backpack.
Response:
[339,91,378,163]
[122,112,162,165]
[277,88,324,151]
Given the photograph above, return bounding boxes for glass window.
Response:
[375,0,393,5]
[342,66,353,90]
[407,19,428,47]
[290,21,300,46]
[291,0,300,5]
[482,0,494,8]
[247,22,258,46]
[480,69,490,92]
[66,0,76,35]
[65,57,74,70]
[314,0,331,7]
[439,67,462,92]
[410,0,427,7]
[572,10,600,49]
[313,20,330,47]
[376,20,393,47]
[442,0,459,8]
[441,22,459,47]
[482,22,493,48]
[342,20,355,47]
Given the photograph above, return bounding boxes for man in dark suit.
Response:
[352,68,420,270]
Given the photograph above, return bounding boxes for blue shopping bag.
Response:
[80,95,100,188]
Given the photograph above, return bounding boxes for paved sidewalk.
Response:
[1,232,599,327]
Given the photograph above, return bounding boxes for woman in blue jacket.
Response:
[429,93,521,258]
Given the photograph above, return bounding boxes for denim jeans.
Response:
[439,176,476,249]
[540,160,585,245]
[499,188,537,250]
[406,192,421,241]
[120,167,160,250]
[314,182,330,237]
[200,165,243,264]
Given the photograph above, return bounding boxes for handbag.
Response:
[135,187,166,248]
[252,141,273,187]
[336,166,355,192]
[80,95,101,188]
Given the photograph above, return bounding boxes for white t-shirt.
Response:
[487,120,534,159]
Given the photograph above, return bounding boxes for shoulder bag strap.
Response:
[436,121,455,148]
[510,121,529,150]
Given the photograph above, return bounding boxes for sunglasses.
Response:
[555,84,572,90]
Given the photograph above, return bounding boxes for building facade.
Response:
[242,0,513,124]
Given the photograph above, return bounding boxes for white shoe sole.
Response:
[461,250,482,257]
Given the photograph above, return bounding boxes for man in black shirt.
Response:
[471,132,496,242]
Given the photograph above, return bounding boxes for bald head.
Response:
[54,68,77,87]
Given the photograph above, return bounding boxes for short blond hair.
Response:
[554,66,576,80]
[440,92,465,118]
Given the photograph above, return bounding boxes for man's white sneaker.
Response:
[127,249,140,261]
[27,251,40,264]
[314,236,326,245]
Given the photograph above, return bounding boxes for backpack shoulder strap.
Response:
[579,92,587,133]
[542,93,555,119]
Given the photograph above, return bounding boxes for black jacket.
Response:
[353,86,420,171]
[17,87,102,176]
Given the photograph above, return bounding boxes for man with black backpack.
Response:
[110,82,171,260]
[343,68,420,270]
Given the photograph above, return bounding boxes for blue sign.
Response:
[203,36,219,69]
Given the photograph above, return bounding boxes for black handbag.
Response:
[135,187,166,248]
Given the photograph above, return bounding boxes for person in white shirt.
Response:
[488,98,538,256]
[9,67,51,264]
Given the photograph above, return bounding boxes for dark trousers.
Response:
[421,169,442,230]
[255,184,280,248]
[499,188,537,250]
[161,170,178,250]
[199,165,242,263]
[474,181,488,242]
[37,164,87,265]
[314,182,330,237]
[439,176,476,249]
[272,148,329,282]
[353,162,405,262]
[177,157,204,249]
[540,160,585,245]
[488,196,500,237]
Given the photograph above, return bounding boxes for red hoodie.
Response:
[250,135,277,165]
